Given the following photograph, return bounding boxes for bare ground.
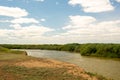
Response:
[15,58,98,80]
[0,53,105,80]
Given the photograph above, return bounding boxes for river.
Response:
[25,49,120,80]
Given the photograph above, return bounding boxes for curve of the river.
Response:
[25,49,120,80]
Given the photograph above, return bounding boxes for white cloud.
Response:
[10,24,53,36]
[11,18,39,24]
[0,20,10,23]
[0,4,119,44]
[40,18,46,22]
[1,15,120,44]
[63,15,96,30]
[10,24,22,29]
[61,15,120,43]
[116,0,120,2]
[0,24,54,44]
[0,6,56,44]
[35,0,44,2]
[0,18,41,24]
[68,0,114,13]
[0,6,28,18]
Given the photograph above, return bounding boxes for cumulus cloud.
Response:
[68,0,114,13]
[13,24,53,37]
[63,15,96,30]
[10,24,22,29]
[0,20,10,23]
[40,18,46,22]
[0,4,119,44]
[60,15,120,43]
[0,18,43,24]
[116,0,120,2]
[0,24,54,44]
[0,6,28,18]
[11,18,39,24]
[0,6,55,44]
[1,15,120,44]
[35,0,44,2]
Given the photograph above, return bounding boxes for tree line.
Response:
[0,43,120,58]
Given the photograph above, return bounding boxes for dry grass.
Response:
[0,50,108,80]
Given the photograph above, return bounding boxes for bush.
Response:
[0,43,120,58]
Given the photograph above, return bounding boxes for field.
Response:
[0,46,109,80]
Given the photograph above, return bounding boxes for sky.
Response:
[0,0,120,44]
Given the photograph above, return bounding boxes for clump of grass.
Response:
[0,46,10,53]
[86,72,113,80]
[0,65,85,80]
[1,65,112,80]
[0,46,28,61]
[0,46,26,55]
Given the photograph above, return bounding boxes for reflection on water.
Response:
[25,49,120,80]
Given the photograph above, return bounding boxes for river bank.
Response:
[0,46,109,80]
[1,43,120,58]
[26,49,120,80]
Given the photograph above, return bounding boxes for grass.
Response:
[0,46,111,80]
[0,65,110,80]
[0,53,28,61]
[0,65,85,80]
[1,43,120,58]
[0,46,26,54]
[0,46,28,61]
[86,72,112,80]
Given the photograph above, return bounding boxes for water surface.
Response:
[25,49,120,80]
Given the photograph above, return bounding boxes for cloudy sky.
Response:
[0,0,120,44]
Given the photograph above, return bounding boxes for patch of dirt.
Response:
[0,69,19,80]
[15,58,98,80]
[15,58,76,68]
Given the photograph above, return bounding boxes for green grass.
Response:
[0,46,111,80]
[0,65,112,80]
[1,43,120,58]
[86,72,112,80]
[0,46,83,80]
[0,46,28,61]
[0,46,26,54]
[0,65,85,80]
[0,46,10,53]
[0,53,28,61]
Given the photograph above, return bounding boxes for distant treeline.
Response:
[0,46,25,54]
[0,43,120,58]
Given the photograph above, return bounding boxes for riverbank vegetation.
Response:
[0,46,26,55]
[0,43,120,58]
[0,46,109,80]
[0,46,28,61]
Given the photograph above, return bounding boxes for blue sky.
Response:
[0,0,120,44]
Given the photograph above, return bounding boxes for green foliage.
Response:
[60,43,79,52]
[86,72,110,80]
[79,44,120,58]
[0,46,10,52]
[0,43,120,58]
[80,44,97,56]
[0,46,25,55]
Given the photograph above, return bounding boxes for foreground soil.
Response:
[0,53,108,80]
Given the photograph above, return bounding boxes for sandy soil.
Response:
[15,58,98,80]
